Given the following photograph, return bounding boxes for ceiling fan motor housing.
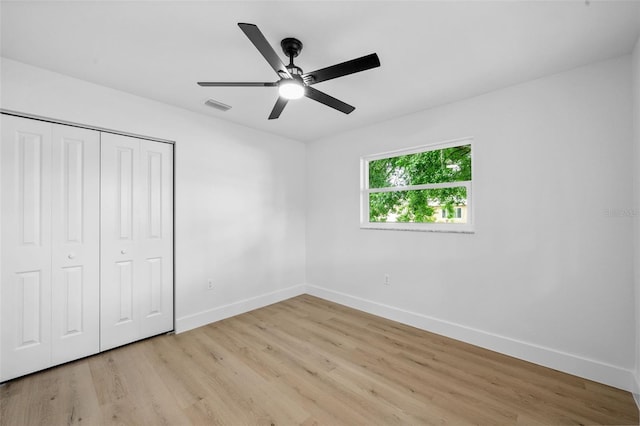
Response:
[281,37,303,58]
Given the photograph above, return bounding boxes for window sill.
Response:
[360,224,475,234]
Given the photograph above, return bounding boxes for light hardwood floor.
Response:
[1,294,638,425]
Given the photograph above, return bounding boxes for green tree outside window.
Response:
[368,144,471,223]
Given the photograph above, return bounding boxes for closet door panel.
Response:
[100,133,141,351]
[100,133,173,351]
[1,115,53,381]
[139,140,173,339]
[51,125,100,364]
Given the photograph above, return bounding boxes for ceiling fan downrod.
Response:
[281,37,304,76]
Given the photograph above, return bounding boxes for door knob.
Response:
[67,253,76,259]
[121,249,127,254]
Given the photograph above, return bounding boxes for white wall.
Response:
[0,57,307,332]
[633,36,640,405]
[306,55,635,391]
[2,52,637,394]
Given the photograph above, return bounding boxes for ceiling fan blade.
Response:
[305,86,355,114]
[268,97,289,120]
[238,23,292,79]
[197,82,278,87]
[302,53,380,85]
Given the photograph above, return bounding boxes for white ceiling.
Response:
[1,1,639,142]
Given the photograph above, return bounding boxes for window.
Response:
[360,138,473,232]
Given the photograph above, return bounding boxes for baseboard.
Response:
[174,282,636,393]
[175,284,306,333]
[306,284,636,393]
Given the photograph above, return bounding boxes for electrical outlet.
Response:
[207,280,214,290]
[384,274,390,286]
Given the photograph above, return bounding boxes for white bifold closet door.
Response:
[100,133,173,351]
[0,115,100,381]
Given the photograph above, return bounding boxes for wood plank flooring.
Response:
[1,294,638,425]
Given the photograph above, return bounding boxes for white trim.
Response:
[0,109,175,145]
[362,136,474,162]
[306,283,636,392]
[360,156,370,225]
[367,180,471,193]
[172,284,636,393]
[360,222,475,233]
[175,284,306,333]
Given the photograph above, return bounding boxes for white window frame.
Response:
[360,137,474,233]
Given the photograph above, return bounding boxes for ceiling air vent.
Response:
[204,99,231,112]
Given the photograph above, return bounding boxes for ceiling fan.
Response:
[198,23,381,120]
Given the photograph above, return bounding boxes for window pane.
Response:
[369,144,471,188]
[369,187,468,223]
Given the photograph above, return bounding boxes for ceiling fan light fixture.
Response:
[278,80,305,100]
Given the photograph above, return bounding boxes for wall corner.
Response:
[632,34,640,411]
